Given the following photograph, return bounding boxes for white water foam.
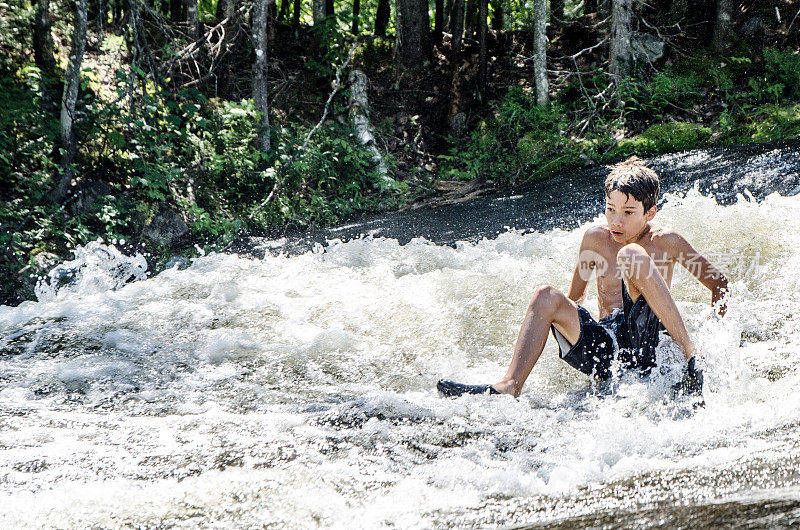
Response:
[1,188,800,528]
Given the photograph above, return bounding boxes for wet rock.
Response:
[739,15,768,36]
[450,112,468,138]
[142,205,189,248]
[164,256,191,270]
[632,33,666,64]
[67,181,114,216]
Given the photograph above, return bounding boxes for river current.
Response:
[3,164,800,526]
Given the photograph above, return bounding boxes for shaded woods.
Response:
[1,0,800,303]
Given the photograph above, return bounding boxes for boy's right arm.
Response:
[566,230,597,304]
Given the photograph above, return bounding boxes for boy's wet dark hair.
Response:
[604,156,660,212]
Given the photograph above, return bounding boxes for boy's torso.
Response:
[586,223,676,318]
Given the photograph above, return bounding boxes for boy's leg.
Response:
[493,286,581,397]
[617,244,695,358]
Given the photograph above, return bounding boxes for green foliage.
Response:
[763,49,800,102]
[440,86,578,184]
[610,122,712,158]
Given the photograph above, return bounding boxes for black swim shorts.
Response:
[550,281,666,380]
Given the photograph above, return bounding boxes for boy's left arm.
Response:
[665,232,729,316]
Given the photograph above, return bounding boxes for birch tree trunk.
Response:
[253,0,271,154]
[55,0,88,203]
[349,70,389,182]
[33,0,56,76]
[186,0,200,42]
[712,0,733,53]
[533,0,548,105]
[609,0,632,81]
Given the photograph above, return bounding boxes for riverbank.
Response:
[2,2,799,305]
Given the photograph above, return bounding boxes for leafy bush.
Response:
[763,48,800,102]
[440,86,576,184]
[610,122,712,158]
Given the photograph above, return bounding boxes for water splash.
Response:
[2,188,800,528]
[34,241,148,302]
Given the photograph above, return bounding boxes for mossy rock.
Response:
[640,122,712,147]
[608,122,712,160]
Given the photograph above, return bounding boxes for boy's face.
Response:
[604,190,656,243]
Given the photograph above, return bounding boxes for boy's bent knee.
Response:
[617,243,647,260]
[529,285,565,315]
[617,244,652,280]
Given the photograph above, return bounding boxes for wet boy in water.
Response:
[438,156,728,398]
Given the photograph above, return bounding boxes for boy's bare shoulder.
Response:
[647,224,691,251]
[584,225,612,243]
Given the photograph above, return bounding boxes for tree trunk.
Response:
[253,0,271,154]
[477,0,488,100]
[609,0,632,81]
[433,0,443,43]
[551,0,564,23]
[450,0,465,49]
[444,0,452,31]
[113,0,122,24]
[278,0,289,21]
[667,0,687,24]
[55,0,88,203]
[352,0,360,33]
[349,70,390,182]
[491,0,503,30]
[396,0,430,64]
[186,0,200,41]
[533,0,548,105]
[325,0,334,17]
[375,0,390,36]
[312,0,325,24]
[216,0,236,20]
[33,0,57,76]
[712,0,733,53]
[293,0,301,28]
[464,0,476,38]
[169,0,180,21]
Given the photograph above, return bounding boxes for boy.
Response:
[438,156,728,398]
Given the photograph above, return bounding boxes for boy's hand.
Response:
[673,356,704,400]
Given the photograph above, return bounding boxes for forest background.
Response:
[1,0,799,304]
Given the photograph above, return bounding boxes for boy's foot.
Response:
[437,379,501,397]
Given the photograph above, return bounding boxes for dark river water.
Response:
[1,141,800,528]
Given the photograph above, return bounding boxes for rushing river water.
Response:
[3,144,800,528]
